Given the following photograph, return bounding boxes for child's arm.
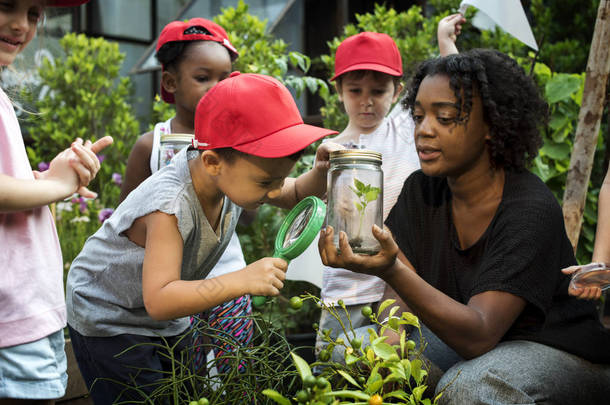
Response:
[0,137,112,212]
[593,167,610,263]
[139,211,288,320]
[562,167,610,300]
[269,141,343,209]
[438,13,466,57]
[119,132,154,203]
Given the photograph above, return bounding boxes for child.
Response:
[562,166,610,300]
[119,17,250,373]
[0,0,112,402]
[316,24,465,361]
[314,31,420,359]
[319,49,610,403]
[66,72,338,404]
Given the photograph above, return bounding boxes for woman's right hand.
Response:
[318,224,398,278]
[243,257,288,296]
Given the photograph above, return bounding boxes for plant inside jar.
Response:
[348,178,381,253]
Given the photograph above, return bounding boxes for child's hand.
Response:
[318,224,398,277]
[40,147,83,198]
[313,141,344,173]
[70,136,113,198]
[438,13,466,56]
[562,264,604,300]
[36,136,113,200]
[242,257,288,296]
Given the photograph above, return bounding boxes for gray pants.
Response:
[412,324,610,404]
[318,314,610,403]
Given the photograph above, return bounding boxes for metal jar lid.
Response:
[329,149,382,164]
[160,133,194,144]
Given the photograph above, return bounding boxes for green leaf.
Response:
[336,369,361,388]
[400,312,420,328]
[291,352,312,380]
[322,390,369,400]
[345,352,360,365]
[262,389,292,405]
[540,142,571,160]
[365,189,380,203]
[354,178,366,193]
[377,299,396,317]
[372,342,396,360]
[545,74,581,104]
[412,385,428,402]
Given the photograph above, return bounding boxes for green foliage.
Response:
[264,295,441,405]
[318,4,443,131]
[528,62,605,262]
[215,0,328,99]
[106,312,301,404]
[23,33,139,208]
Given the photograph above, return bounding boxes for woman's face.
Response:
[411,74,490,179]
[0,0,42,66]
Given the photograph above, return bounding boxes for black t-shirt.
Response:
[386,169,610,363]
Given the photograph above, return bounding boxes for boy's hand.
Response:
[313,141,344,173]
[318,224,398,277]
[438,13,466,56]
[243,257,288,296]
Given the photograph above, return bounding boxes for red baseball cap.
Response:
[156,18,238,103]
[331,32,402,81]
[46,0,89,6]
[194,72,337,158]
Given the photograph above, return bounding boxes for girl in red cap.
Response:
[0,1,112,403]
[119,17,254,377]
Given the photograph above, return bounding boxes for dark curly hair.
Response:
[155,26,235,71]
[403,49,548,171]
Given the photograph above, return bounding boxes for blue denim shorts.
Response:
[0,329,67,399]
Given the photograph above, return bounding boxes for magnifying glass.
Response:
[251,196,326,307]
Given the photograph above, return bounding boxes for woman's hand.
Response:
[318,224,398,277]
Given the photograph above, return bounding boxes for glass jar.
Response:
[158,133,194,170]
[326,149,383,255]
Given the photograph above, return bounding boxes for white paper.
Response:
[460,0,538,51]
[286,234,324,288]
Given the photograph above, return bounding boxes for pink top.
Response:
[0,87,66,348]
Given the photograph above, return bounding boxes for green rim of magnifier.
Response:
[273,196,326,261]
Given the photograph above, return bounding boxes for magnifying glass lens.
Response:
[282,205,314,248]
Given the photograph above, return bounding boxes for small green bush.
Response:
[24,33,139,208]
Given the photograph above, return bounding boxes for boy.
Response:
[66,72,338,404]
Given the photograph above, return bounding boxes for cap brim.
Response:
[331,63,402,81]
[233,124,337,158]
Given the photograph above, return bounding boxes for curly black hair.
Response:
[155,26,235,71]
[403,49,548,171]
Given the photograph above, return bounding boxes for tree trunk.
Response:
[562,0,610,251]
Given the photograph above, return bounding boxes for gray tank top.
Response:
[66,148,242,337]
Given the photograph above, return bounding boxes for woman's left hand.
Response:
[318,224,398,277]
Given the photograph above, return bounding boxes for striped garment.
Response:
[191,295,254,373]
